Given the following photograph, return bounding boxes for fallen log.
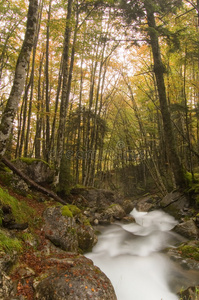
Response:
[1,156,67,205]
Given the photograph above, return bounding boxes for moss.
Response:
[0,229,22,253]
[0,187,35,225]
[178,243,199,261]
[13,157,51,167]
[61,205,73,218]
[67,204,81,216]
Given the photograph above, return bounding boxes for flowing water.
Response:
[86,209,199,300]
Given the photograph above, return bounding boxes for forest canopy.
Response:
[0,0,199,196]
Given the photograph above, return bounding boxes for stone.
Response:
[178,286,199,300]
[159,191,190,219]
[174,219,199,239]
[0,271,15,299]
[34,255,117,300]
[13,159,54,183]
[105,204,126,220]
[43,206,97,253]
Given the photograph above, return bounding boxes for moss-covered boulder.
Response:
[43,206,97,253]
[13,158,54,183]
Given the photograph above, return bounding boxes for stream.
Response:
[86,209,199,300]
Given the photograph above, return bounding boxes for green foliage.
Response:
[0,229,22,253]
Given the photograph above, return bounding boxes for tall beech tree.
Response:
[119,0,187,188]
[0,0,38,157]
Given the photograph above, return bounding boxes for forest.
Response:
[1,0,199,198]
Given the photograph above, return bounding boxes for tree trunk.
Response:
[0,0,38,157]
[45,0,51,162]
[144,0,187,188]
[56,0,73,171]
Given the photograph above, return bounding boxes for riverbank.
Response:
[0,168,198,299]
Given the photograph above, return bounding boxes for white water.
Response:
[86,209,194,300]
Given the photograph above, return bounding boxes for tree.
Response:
[0,0,38,157]
[118,0,187,188]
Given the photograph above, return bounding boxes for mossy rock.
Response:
[12,157,51,167]
[61,205,81,218]
[0,187,35,225]
[178,243,199,261]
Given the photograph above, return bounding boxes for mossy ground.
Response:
[178,242,199,261]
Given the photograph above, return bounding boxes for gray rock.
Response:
[43,206,97,253]
[159,191,190,219]
[105,204,126,221]
[34,255,117,300]
[0,271,15,299]
[174,219,199,239]
[13,159,54,183]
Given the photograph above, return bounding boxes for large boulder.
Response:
[174,219,199,239]
[34,255,117,300]
[71,188,123,209]
[43,206,97,253]
[159,191,190,219]
[13,158,54,183]
[104,204,126,222]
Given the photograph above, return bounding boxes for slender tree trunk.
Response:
[45,0,51,162]
[144,0,186,188]
[56,0,73,172]
[0,0,38,157]
[35,53,44,158]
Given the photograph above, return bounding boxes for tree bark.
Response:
[56,0,73,171]
[0,0,38,157]
[144,0,187,188]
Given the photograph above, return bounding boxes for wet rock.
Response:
[122,199,134,214]
[177,286,199,300]
[105,204,126,221]
[159,191,190,219]
[34,255,117,300]
[174,219,199,239]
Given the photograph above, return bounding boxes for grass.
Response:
[0,229,22,253]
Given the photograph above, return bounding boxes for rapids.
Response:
[86,209,198,300]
